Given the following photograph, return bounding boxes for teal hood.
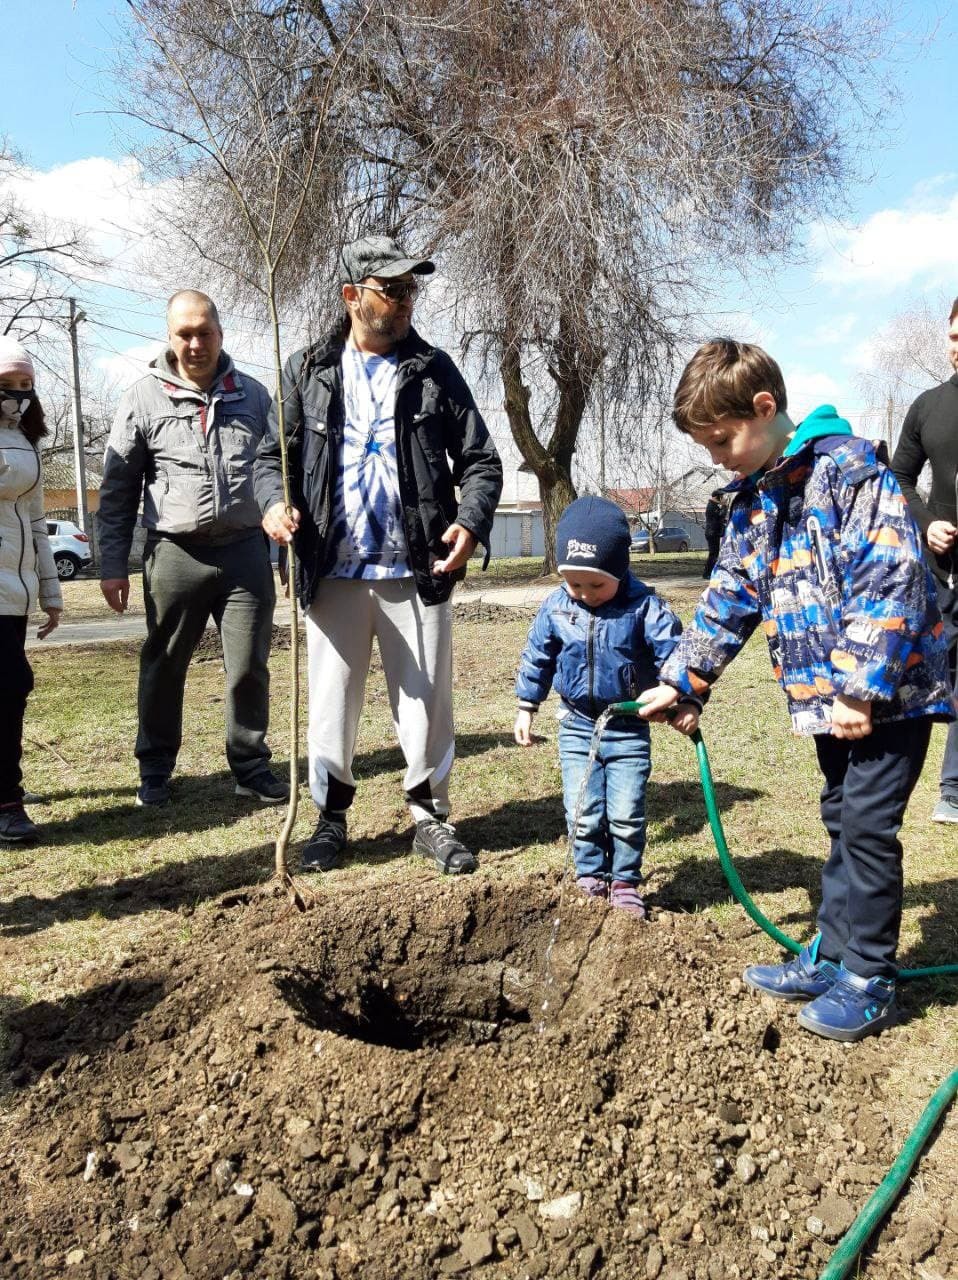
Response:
[783,404,853,457]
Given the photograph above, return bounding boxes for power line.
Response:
[61,269,283,330]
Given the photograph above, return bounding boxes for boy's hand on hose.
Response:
[670,702,700,736]
[514,709,535,746]
[636,684,680,722]
[831,694,872,740]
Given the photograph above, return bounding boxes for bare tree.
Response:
[119,0,891,568]
[858,293,952,450]
[0,139,101,353]
[118,0,369,903]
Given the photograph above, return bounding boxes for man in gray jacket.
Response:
[99,290,288,807]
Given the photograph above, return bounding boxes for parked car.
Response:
[652,526,691,552]
[630,526,691,554]
[46,519,93,581]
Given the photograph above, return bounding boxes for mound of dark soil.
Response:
[1,878,955,1279]
[452,601,525,624]
[193,625,298,663]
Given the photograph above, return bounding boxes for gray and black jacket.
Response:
[98,351,272,579]
[254,327,503,607]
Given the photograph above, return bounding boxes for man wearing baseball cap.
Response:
[256,235,502,874]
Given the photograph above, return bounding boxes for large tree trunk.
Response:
[539,468,577,569]
[499,306,598,572]
[500,344,576,572]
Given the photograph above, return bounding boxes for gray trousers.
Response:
[305,577,455,822]
[136,534,275,782]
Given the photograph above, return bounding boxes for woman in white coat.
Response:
[0,336,62,843]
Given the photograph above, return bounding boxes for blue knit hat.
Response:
[556,497,631,581]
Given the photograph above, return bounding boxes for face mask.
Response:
[0,389,35,423]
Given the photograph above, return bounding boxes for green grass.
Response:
[6,581,952,966]
[3,583,955,1177]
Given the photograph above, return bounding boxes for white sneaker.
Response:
[931,797,958,824]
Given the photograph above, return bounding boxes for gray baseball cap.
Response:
[339,234,435,284]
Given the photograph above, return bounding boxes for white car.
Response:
[45,519,93,581]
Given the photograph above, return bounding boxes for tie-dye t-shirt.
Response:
[325,348,411,579]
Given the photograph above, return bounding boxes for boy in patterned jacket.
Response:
[639,340,954,1042]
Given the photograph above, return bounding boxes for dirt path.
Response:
[27,577,701,651]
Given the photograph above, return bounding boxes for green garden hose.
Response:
[817,1067,958,1280]
[607,700,957,1280]
[609,701,958,981]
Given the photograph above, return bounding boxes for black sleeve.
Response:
[891,397,932,534]
[255,351,305,514]
[438,354,503,549]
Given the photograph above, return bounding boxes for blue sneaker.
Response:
[797,967,896,1043]
[742,937,840,1001]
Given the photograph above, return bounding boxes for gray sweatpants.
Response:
[136,534,275,782]
[305,577,454,822]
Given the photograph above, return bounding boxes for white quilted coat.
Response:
[0,423,62,616]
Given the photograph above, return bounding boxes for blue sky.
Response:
[5,0,958,463]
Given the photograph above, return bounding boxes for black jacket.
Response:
[891,374,958,587]
[254,327,503,607]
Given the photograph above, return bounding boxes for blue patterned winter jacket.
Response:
[516,573,684,720]
[660,423,954,735]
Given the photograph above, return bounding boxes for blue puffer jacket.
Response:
[660,415,954,735]
[516,573,683,720]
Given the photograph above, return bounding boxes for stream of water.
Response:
[536,706,616,1034]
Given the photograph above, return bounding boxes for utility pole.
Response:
[67,298,89,536]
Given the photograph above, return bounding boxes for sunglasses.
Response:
[356,279,421,303]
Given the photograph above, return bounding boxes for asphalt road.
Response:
[25,575,701,650]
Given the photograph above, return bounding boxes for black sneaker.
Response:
[136,776,172,807]
[301,815,347,872]
[0,805,40,844]
[234,771,290,804]
[413,819,477,875]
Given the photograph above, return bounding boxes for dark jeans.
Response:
[137,534,275,783]
[558,709,651,884]
[814,717,932,981]
[937,579,958,801]
[704,535,721,578]
[0,615,32,805]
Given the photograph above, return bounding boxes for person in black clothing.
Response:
[702,488,728,578]
[256,235,502,874]
[891,296,958,824]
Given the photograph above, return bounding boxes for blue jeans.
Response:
[559,710,651,885]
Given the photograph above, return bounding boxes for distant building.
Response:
[41,450,103,521]
[497,460,542,510]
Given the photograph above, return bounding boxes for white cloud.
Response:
[781,368,845,422]
[811,187,958,291]
[90,340,164,392]
[5,156,166,283]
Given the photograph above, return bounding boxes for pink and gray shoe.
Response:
[576,875,609,900]
[610,880,647,920]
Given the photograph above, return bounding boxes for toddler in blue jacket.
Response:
[514,497,700,917]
